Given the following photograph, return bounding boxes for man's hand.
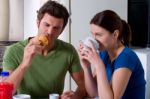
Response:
[22,37,43,68]
[61,90,81,99]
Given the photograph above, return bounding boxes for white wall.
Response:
[71,0,127,48]
[9,0,24,41]
[57,0,70,43]
[24,0,41,39]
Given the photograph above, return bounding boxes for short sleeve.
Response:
[114,48,139,71]
[69,46,82,73]
[3,45,19,70]
[2,41,26,71]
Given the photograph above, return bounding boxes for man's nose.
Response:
[47,28,54,35]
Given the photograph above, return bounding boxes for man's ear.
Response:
[113,30,119,39]
[37,19,40,28]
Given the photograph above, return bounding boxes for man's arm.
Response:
[71,70,87,99]
[6,63,28,94]
[61,70,87,99]
[4,39,43,94]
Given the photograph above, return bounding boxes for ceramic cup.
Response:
[82,37,99,51]
[13,94,31,99]
[49,93,59,99]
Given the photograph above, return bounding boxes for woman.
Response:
[79,10,146,99]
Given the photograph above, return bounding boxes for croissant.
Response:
[38,35,49,46]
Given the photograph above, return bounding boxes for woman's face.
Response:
[90,24,116,51]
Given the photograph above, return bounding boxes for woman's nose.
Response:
[92,34,96,39]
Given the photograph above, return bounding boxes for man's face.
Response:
[37,13,64,44]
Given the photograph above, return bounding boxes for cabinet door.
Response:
[0,0,9,41]
[9,0,24,41]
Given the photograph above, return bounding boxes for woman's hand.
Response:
[61,90,81,99]
[80,41,102,68]
[78,41,91,70]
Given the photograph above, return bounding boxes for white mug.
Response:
[49,93,59,99]
[13,94,31,99]
[82,37,99,51]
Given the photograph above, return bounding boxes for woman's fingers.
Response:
[61,91,74,99]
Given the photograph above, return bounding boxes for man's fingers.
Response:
[61,91,74,99]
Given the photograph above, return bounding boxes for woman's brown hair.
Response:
[90,10,132,46]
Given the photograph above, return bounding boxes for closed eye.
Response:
[44,23,50,27]
[93,33,103,38]
[53,26,61,30]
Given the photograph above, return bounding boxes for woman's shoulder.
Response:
[121,47,138,58]
[115,47,141,70]
[117,46,140,63]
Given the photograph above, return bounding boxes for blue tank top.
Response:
[99,47,146,99]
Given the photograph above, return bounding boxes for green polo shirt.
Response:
[3,39,82,98]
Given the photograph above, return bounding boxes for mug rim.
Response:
[13,94,31,99]
[49,93,59,96]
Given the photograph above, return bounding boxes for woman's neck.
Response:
[108,43,125,62]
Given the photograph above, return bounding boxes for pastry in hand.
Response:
[38,35,49,46]
[31,35,49,56]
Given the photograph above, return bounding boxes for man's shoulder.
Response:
[56,39,75,49]
[7,39,28,51]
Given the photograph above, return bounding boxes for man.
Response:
[2,1,86,99]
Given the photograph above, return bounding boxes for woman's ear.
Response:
[113,30,119,39]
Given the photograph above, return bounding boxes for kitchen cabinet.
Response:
[0,0,9,41]
[9,0,24,41]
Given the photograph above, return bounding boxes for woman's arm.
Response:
[78,42,98,97]
[111,68,132,98]
[95,62,132,99]
[84,67,98,97]
[94,60,114,99]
